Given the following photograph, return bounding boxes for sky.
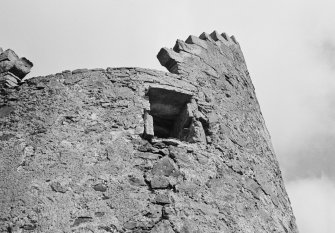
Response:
[1,0,334,231]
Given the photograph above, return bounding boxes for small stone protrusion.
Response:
[154,193,171,204]
[152,157,180,177]
[151,176,170,189]
[0,48,33,87]
[93,183,107,192]
[210,30,225,42]
[150,220,175,233]
[230,35,238,44]
[0,72,21,87]
[173,39,188,53]
[199,32,215,42]
[157,47,183,73]
[185,35,207,48]
[72,68,89,74]
[221,32,229,41]
[50,181,67,193]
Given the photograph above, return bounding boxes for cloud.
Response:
[286,176,335,233]
[255,0,335,183]
[281,131,335,181]
[276,32,335,182]
[320,40,335,70]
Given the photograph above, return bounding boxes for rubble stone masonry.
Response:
[0,31,298,233]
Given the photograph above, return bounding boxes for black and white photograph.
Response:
[0,1,334,232]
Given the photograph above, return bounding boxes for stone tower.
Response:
[0,31,298,232]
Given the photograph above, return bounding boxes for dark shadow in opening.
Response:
[148,86,193,139]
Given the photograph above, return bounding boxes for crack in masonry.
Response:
[224,162,243,176]
[129,209,175,233]
[218,149,271,200]
[202,70,219,79]
[251,177,269,196]
[224,75,235,87]
[143,175,155,194]
[168,219,181,233]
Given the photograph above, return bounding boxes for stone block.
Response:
[154,193,171,204]
[128,174,147,186]
[157,47,184,73]
[210,30,225,41]
[0,72,21,87]
[151,176,170,189]
[72,68,88,74]
[185,35,207,48]
[0,49,33,80]
[134,152,159,160]
[150,220,174,233]
[0,49,19,62]
[199,32,215,42]
[144,111,154,138]
[152,157,180,177]
[184,120,207,144]
[93,183,107,192]
[50,181,67,193]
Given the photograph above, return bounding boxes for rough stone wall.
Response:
[0,31,298,233]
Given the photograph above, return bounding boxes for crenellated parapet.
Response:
[0,48,33,87]
[157,31,246,80]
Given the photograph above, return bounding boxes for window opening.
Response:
[146,86,193,140]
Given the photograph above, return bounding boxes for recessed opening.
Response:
[147,86,193,139]
[153,116,174,138]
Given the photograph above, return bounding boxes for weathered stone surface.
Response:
[0,31,298,232]
[144,111,154,139]
[93,183,107,192]
[150,220,175,233]
[151,175,170,189]
[0,72,21,87]
[134,151,160,160]
[152,157,179,177]
[50,181,67,193]
[0,48,33,87]
[154,193,171,204]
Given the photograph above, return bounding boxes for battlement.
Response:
[157,31,244,76]
[0,48,33,87]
